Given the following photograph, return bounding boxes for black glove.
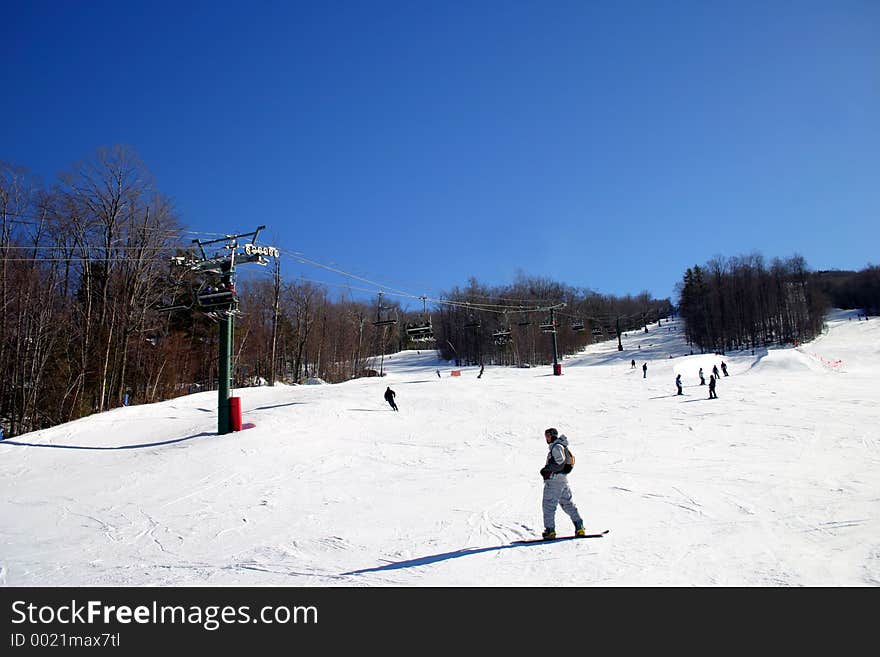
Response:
[540,467,551,480]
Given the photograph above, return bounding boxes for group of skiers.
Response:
[675,361,728,398]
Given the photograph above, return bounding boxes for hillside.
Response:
[1,311,878,586]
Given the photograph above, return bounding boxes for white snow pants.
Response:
[542,475,583,531]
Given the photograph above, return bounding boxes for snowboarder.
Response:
[642,362,647,378]
[708,375,717,399]
[384,386,398,412]
[721,361,728,377]
[539,428,584,540]
[631,359,636,369]
[699,368,705,385]
[675,374,683,395]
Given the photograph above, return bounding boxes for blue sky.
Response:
[3,0,878,306]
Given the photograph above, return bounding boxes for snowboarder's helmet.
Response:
[544,428,558,439]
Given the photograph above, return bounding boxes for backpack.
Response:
[561,446,575,474]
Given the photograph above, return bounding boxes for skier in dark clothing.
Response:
[712,364,720,380]
[721,362,728,377]
[631,359,636,369]
[478,363,484,379]
[708,375,717,399]
[675,374,683,395]
[384,386,398,411]
[642,362,647,378]
[699,368,705,385]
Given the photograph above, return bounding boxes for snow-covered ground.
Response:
[1,310,878,586]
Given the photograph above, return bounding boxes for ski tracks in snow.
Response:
[464,506,515,545]
[158,470,239,509]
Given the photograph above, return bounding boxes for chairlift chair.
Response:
[196,280,238,313]
[373,292,398,327]
[492,328,512,345]
[405,295,433,341]
[406,321,434,343]
[154,295,192,313]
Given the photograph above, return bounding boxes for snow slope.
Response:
[1,311,878,586]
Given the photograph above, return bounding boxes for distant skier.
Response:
[699,368,705,385]
[436,369,441,379]
[631,359,636,369]
[478,363,484,379]
[675,374,683,395]
[721,361,728,377]
[708,375,717,399]
[642,362,647,378]
[384,386,398,412]
[712,364,720,380]
[539,427,585,540]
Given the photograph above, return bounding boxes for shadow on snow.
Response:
[252,402,308,411]
[341,540,572,576]
[0,431,215,451]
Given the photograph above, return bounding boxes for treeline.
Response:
[677,254,835,353]
[433,276,673,367]
[812,267,880,315]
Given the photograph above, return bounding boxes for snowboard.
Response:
[513,529,610,544]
